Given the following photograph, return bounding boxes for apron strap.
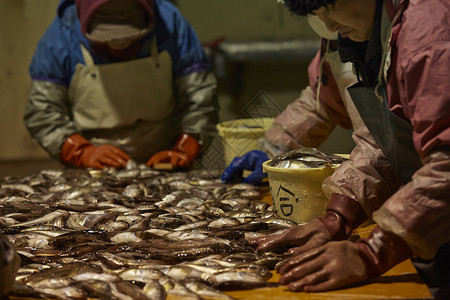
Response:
[375,0,405,102]
[80,44,95,66]
[150,37,160,68]
[384,0,400,21]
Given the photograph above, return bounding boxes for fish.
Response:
[2,161,304,299]
[142,279,167,300]
[270,147,347,168]
[119,268,165,282]
[116,281,156,300]
[10,210,70,228]
[182,279,236,299]
[201,270,269,290]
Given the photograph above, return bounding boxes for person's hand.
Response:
[278,227,413,292]
[78,145,130,169]
[147,150,191,169]
[60,134,129,169]
[279,240,368,292]
[221,150,269,185]
[147,134,200,170]
[250,194,368,255]
[249,218,332,255]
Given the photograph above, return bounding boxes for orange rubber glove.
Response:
[60,133,130,169]
[146,133,201,170]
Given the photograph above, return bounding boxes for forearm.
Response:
[265,87,335,150]
[373,148,450,259]
[24,80,78,158]
[175,70,219,146]
[322,123,403,215]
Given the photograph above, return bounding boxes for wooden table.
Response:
[219,193,432,300]
[8,188,433,300]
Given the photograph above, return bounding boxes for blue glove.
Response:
[221,150,269,185]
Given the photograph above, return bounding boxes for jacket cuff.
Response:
[356,226,413,278]
[60,133,92,166]
[173,133,201,159]
[321,193,368,240]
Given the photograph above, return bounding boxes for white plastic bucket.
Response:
[217,118,274,166]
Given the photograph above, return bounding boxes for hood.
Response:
[75,0,154,37]
[57,0,154,36]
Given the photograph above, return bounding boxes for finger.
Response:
[288,269,330,292]
[243,170,266,185]
[221,157,245,182]
[179,157,190,168]
[279,255,325,285]
[99,154,126,168]
[175,153,189,168]
[287,247,304,255]
[103,149,128,165]
[286,243,317,256]
[248,235,272,245]
[147,152,167,166]
[255,236,284,252]
[108,154,128,168]
[302,275,338,293]
[279,247,324,275]
[97,146,128,166]
[170,153,181,167]
[109,147,130,162]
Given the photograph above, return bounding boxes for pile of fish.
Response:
[0,161,296,299]
[269,147,348,169]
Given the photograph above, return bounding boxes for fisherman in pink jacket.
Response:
[221,15,363,184]
[246,0,450,297]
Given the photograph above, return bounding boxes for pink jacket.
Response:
[265,44,356,149]
[324,0,450,259]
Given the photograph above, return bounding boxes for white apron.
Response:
[68,39,178,162]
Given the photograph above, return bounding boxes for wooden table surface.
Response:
[9,193,433,300]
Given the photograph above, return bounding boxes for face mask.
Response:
[307,15,338,40]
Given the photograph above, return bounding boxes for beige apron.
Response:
[68,39,178,162]
[324,49,362,130]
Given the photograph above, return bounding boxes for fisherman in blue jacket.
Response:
[24,0,218,170]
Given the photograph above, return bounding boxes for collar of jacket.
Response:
[337,0,383,86]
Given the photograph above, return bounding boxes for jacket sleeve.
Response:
[324,30,450,261]
[371,30,450,259]
[322,123,403,215]
[265,47,353,150]
[265,86,335,150]
[24,80,78,159]
[175,69,219,146]
[163,2,219,146]
[373,149,450,259]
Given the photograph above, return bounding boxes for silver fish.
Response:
[142,279,167,300]
[119,268,165,282]
[10,210,70,228]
